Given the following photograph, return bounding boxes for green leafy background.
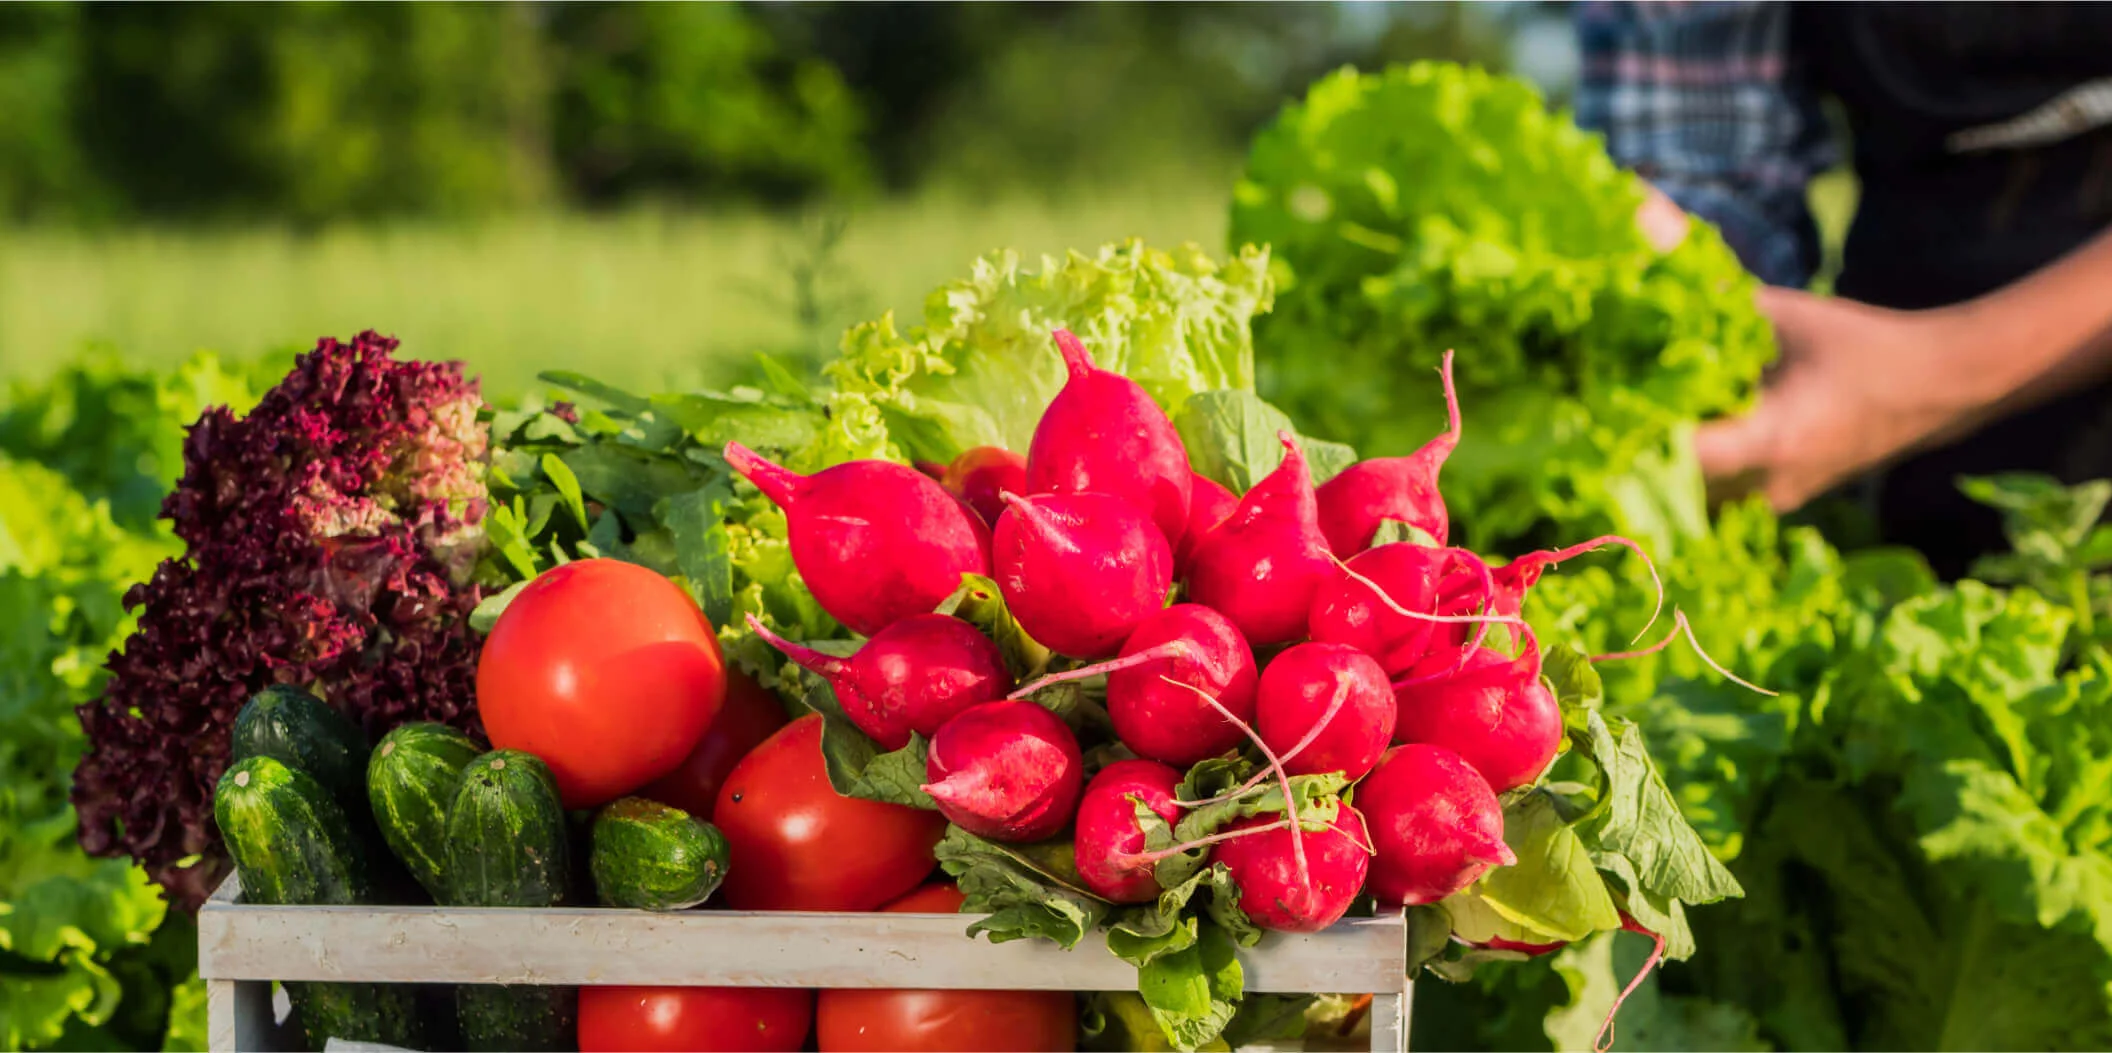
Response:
[1233,63,2112,1052]
[0,355,275,1051]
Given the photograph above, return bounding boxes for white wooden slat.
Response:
[206,979,282,1053]
[199,898,1407,994]
[205,978,236,1052]
[1401,974,1417,1051]
[1369,992,1405,1053]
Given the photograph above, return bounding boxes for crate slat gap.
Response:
[202,872,1413,1051]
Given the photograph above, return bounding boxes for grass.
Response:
[0,183,1229,399]
[0,164,1859,400]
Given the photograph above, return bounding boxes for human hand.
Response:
[1637,181,1690,253]
[1694,288,1989,510]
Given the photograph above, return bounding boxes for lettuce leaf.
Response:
[828,240,1274,463]
[1669,487,2112,1049]
[0,350,268,531]
[0,456,187,1052]
[1233,62,1772,558]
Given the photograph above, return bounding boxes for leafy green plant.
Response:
[0,351,268,531]
[1231,61,2112,1051]
[1960,474,2112,640]
[827,239,1275,466]
[0,352,262,1051]
[0,457,188,1051]
[1231,62,1774,557]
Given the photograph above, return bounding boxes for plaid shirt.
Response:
[1574,1,1837,287]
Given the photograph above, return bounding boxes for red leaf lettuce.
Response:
[72,331,490,910]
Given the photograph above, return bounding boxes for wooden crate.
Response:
[198,873,1414,1052]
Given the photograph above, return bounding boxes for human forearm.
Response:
[1937,227,2112,430]
[1694,228,2112,510]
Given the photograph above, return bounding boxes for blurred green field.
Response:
[0,159,1853,406]
[0,184,1229,400]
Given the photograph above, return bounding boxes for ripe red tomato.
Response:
[579,985,812,1052]
[816,989,1076,1052]
[716,715,946,911]
[812,882,1077,1052]
[639,667,788,820]
[478,559,725,809]
[883,882,967,913]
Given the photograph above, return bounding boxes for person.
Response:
[1576,2,2112,578]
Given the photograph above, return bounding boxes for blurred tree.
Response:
[766,3,1520,195]
[0,2,1541,223]
[550,3,868,205]
[751,3,1019,189]
[73,2,551,225]
[0,4,98,220]
[915,5,1353,189]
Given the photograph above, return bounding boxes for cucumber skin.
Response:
[214,757,424,1051]
[231,684,370,818]
[445,749,576,1050]
[590,797,731,911]
[458,985,578,1053]
[367,722,483,901]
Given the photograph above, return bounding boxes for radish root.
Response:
[1328,553,1531,631]
[1505,535,1666,646]
[1125,816,1296,867]
[1007,639,1195,700]
[1159,676,1315,899]
[1591,609,1776,697]
[1594,926,1668,1053]
[1177,670,1357,809]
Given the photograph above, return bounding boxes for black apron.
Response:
[1798,3,2112,578]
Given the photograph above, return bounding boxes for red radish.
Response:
[1392,644,1560,793]
[1419,537,1665,664]
[1307,543,1449,675]
[1315,351,1461,555]
[937,446,1029,527]
[1213,805,1371,933]
[1072,759,1185,902]
[922,700,1083,843]
[724,442,991,636]
[1254,642,1395,781]
[993,491,1173,658]
[746,613,1010,751]
[1184,433,1334,646]
[1389,547,1508,662]
[1026,329,1193,550]
[1175,472,1238,576]
[1011,604,1256,767]
[1359,744,1515,906]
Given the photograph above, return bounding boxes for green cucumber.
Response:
[590,797,730,911]
[367,722,482,900]
[214,757,423,1051]
[231,684,370,818]
[446,749,575,1051]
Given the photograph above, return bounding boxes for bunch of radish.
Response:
[726,328,1650,937]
